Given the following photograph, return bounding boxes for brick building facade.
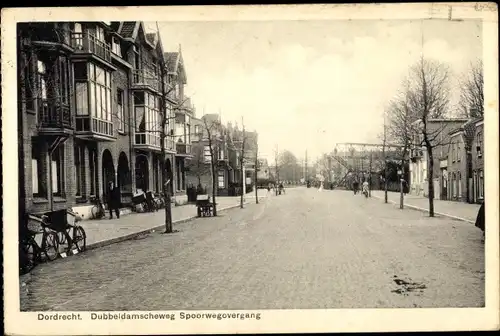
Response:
[18,21,196,219]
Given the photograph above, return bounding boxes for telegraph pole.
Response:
[383,113,388,203]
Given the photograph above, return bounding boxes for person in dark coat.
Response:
[107,181,121,219]
[475,201,485,238]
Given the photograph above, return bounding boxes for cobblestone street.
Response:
[22,188,485,311]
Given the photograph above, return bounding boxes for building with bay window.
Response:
[165,48,195,195]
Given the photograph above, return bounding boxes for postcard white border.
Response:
[2,3,499,335]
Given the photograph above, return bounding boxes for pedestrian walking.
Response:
[353,180,359,195]
[107,181,121,219]
[475,201,485,240]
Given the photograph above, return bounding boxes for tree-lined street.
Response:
[23,188,484,311]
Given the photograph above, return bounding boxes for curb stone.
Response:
[86,202,248,251]
[372,195,475,224]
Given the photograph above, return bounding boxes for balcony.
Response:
[70,32,113,65]
[75,116,114,141]
[37,99,73,136]
[132,69,160,93]
[176,143,192,157]
[135,132,161,151]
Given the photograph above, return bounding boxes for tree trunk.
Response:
[399,155,405,210]
[255,154,259,204]
[427,145,435,217]
[211,161,217,216]
[240,157,244,208]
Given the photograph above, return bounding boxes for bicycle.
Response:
[90,196,105,219]
[45,209,87,257]
[20,214,60,273]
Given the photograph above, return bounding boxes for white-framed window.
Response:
[457,141,461,161]
[117,89,124,132]
[204,145,212,163]
[95,26,105,42]
[74,144,85,197]
[51,145,64,196]
[477,132,483,157]
[75,63,112,122]
[31,141,44,197]
[479,170,484,198]
[218,170,225,188]
[458,171,462,196]
[112,37,122,56]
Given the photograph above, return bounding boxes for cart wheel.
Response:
[74,226,87,252]
[42,231,60,261]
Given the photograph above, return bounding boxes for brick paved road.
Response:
[22,188,484,311]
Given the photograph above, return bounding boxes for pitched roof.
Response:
[120,22,136,38]
[164,52,178,72]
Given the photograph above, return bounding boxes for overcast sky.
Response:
[149,19,482,162]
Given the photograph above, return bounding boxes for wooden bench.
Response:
[196,195,214,217]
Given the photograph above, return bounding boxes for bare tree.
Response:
[385,83,419,209]
[202,117,221,216]
[457,59,484,118]
[185,142,211,187]
[239,121,246,208]
[406,57,451,217]
[273,145,280,195]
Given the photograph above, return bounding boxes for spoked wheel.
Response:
[73,226,87,252]
[41,231,60,261]
[56,231,70,255]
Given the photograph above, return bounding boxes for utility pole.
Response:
[241,116,246,207]
[369,150,373,197]
[255,143,259,204]
[383,114,388,203]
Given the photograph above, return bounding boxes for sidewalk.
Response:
[371,190,480,223]
[80,194,268,250]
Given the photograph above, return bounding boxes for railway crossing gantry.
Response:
[330,142,403,190]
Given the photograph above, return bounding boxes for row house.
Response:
[446,116,484,204]
[226,124,259,188]
[408,118,469,200]
[18,21,195,219]
[164,49,193,194]
[188,114,234,196]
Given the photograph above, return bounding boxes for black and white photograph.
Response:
[2,3,499,335]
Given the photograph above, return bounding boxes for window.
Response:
[204,145,212,163]
[218,171,225,188]
[479,170,484,198]
[195,125,200,135]
[31,141,44,197]
[219,149,225,160]
[457,141,461,161]
[117,89,124,132]
[458,172,462,196]
[450,173,454,198]
[477,132,483,157]
[452,142,455,162]
[76,82,88,115]
[111,37,122,57]
[58,56,70,104]
[95,26,105,42]
[51,146,64,196]
[24,53,35,111]
[89,148,97,195]
[74,144,85,197]
[37,59,48,100]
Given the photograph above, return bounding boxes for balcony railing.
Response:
[135,132,161,148]
[132,69,160,92]
[71,32,112,63]
[176,143,192,155]
[38,99,72,129]
[76,115,113,138]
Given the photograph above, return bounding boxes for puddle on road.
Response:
[391,275,427,296]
